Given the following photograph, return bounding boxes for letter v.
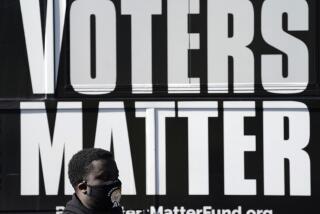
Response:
[20,0,66,94]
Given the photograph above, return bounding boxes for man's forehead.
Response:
[89,159,118,175]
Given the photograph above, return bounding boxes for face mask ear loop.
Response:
[83,180,90,195]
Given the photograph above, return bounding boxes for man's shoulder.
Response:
[62,210,77,214]
[62,199,78,214]
[63,194,87,214]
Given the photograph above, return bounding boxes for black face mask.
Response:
[86,179,122,209]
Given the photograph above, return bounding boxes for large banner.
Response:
[0,0,319,213]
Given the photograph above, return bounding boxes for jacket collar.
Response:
[65,194,94,214]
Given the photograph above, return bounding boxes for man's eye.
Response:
[96,175,108,180]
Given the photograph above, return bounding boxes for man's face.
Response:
[86,159,119,186]
[78,158,120,209]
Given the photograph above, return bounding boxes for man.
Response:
[63,148,123,214]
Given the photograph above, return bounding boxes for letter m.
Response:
[20,102,82,195]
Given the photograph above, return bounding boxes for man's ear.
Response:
[77,181,88,194]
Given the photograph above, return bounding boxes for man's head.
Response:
[68,148,121,210]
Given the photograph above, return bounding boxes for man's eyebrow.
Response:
[95,170,108,178]
[96,169,119,179]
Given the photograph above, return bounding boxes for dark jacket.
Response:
[63,194,123,214]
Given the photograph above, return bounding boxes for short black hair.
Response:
[68,148,114,187]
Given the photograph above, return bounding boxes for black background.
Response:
[0,0,319,213]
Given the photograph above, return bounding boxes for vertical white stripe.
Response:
[54,0,67,85]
